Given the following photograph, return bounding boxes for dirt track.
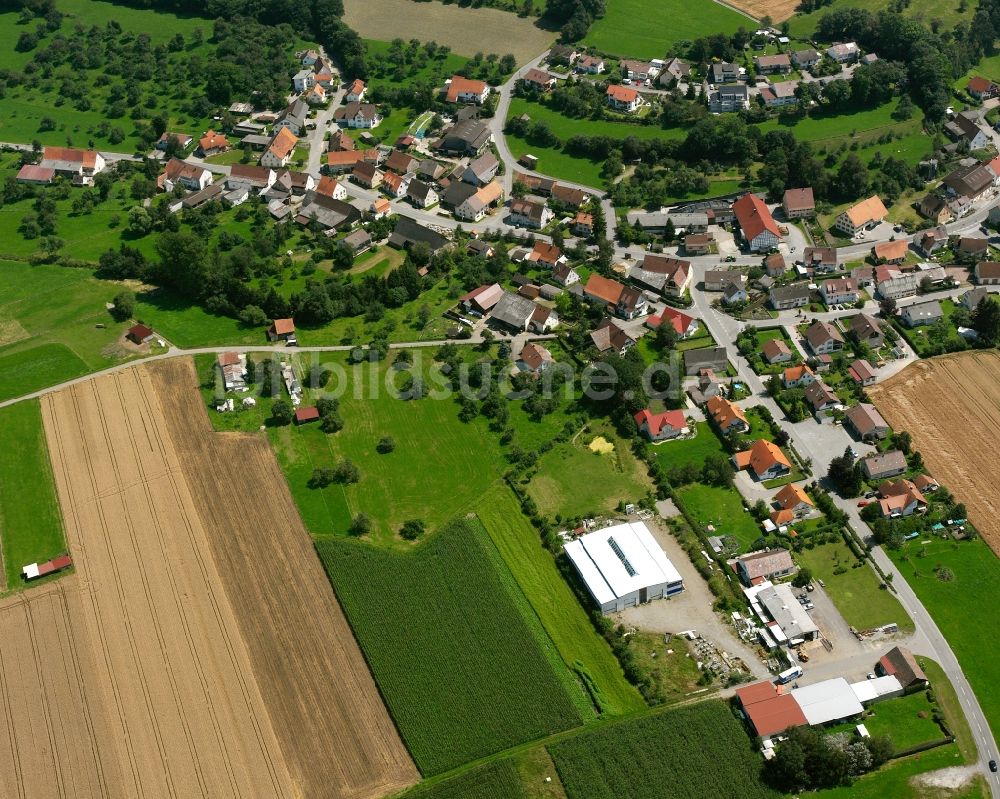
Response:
[869,351,1000,555]
[0,363,417,799]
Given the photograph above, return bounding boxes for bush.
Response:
[376,436,396,453]
[400,518,426,540]
[270,398,294,425]
[109,289,136,322]
[349,513,372,536]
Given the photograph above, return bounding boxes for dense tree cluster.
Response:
[765,725,894,791]
[545,0,605,42]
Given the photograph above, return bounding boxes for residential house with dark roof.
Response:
[782,187,815,219]
[590,318,636,355]
[735,549,796,586]
[877,646,928,691]
[387,216,450,253]
[509,198,553,229]
[769,283,810,310]
[849,313,885,349]
[845,403,890,441]
[804,320,844,354]
[861,450,907,480]
[628,254,692,298]
[436,119,493,156]
[801,246,838,273]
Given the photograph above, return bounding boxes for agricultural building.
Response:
[565,522,684,614]
[744,581,819,645]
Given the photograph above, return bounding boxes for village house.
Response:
[782,363,815,388]
[801,246,838,274]
[552,263,581,286]
[584,274,648,319]
[528,241,566,269]
[710,84,750,112]
[462,152,500,186]
[260,127,298,168]
[620,59,659,80]
[734,439,793,481]
[961,286,992,310]
[659,57,691,85]
[273,99,310,135]
[944,113,991,151]
[228,164,276,193]
[851,265,875,287]
[792,48,820,69]
[334,102,382,129]
[341,229,372,255]
[733,193,781,252]
[901,299,944,327]
[917,195,953,225]
[295,193,360,232]
[773,485,814,519]
[967,76,999,100]
[574,212,594,237]
[39,146,110,186]
[292,68,314,93]
[755,53,791,74]
[548,44,579,66]
[576,54,605,74]
[826,41,860,62]
[710,61,739,83]
[590,318,636,355]
[197,130,231,157]
[834,195,888,236]
[384,149,418,176]
[445,75,490,104]
[352,162,383,189]
[872,239,908,265]
[877,479,927,518]
[158,158,212,192]
[762,338,793,364]
[693,368,722,403]
[942,160,994,201]
[460,283,505,315]
[267,317,296,343]
[606,84,643,112]
[345,78,366,102]
[454,181,504,221]
[765,252,787,277]
[761,81,800,109]
[804,380,839,413]
[509,198,553,229]
[156,131,193,151]
[735,549,797,586]
[848,358,878,386]
[303,83,327,105]
[406,179,439,209]
[517,342,554,374]
[126,323,156,345]
[915,225,949,255]
[646,306,698,338]
[634,409,688,442]
[520,68,556,92]
[216,351,248,391]
[819,277,859,305]
[976,261,1000,284]
[684,233,713,255]
[849,313,885,348]
[706,395,749,433]
[782,187,815,219]
[312,57,335,87]
[862,450,907,480]
[958,237,989,261]
[15,164,54,184]
[381,170,409,199]
[769,283,810,310]
[845,402,890,441]
[875,266,918,299]
[804,320,844,354]
[629,253,692,297]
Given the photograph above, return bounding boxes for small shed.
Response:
[294,406,320,425]
[126,324,155,345]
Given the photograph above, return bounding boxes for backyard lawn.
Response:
[526,423,654,519]
[653,422,727,471]
[0,401,67,593]
[675,482,760,551]
[862,691,948,752]
[584,0,748,59]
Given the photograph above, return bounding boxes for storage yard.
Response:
[0,363,417,799]
[869,351,1000,554]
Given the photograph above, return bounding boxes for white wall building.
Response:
[565,522,684,614]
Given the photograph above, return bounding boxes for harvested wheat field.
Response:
[6,363,416,799]
[721,0,796,22]
[869,351,1000,554]
[147,358,418,798]
[344,0,554,62]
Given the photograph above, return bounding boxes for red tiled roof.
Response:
[295,406,320,423]
[606,84,638,102]
[733,193,780,242]
[446,75,487,102]
[271,318,295,335]
[634,408,686,436]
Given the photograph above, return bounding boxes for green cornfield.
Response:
[403,759,527,799]
[548,702,781,799]
[317,519,584,775]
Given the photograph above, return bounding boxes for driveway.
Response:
[618,520,770,680]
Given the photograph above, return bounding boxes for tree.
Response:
[702,452,734,487]
[270,399,294,425]
[348,513,372,536]
[110,289,136,322]
[333,458,360,484]
[127,206,153,235]
[376,436,396,453]
[792,568,813,588]
[400,518,425,540]
[972,296,1000,345]
[828,448,863,497]
[895,430,912,454]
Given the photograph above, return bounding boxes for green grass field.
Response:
[0,259,145,402]
[403,759,528,799]
[889,537,1000,743]
[548,701,780,799]
[526,424,653,519]
[795,540,914,633]
[0,401,67,592]
[653,421,727,471]
[675,482,760,551]
[585,0,749,59]
[317,518,584,775]
[863,691,947,752]
[506,131,606,187]
[475,483,646,717]
[808,743,984,799]
[509,98,684,143]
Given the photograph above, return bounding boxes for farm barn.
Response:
[565,522,683,614]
